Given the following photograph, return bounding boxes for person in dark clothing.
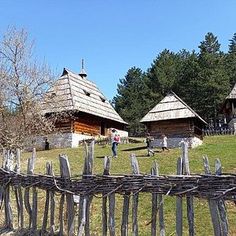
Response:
[146,133,154,156]
[45,138,50,150]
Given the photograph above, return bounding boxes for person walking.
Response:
[146,133,155,156]
[161,134,169,151]
[111,129,120,158]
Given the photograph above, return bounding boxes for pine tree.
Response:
[112,67,151,135]
[174,50,201,111]
[198,32,230,125]
[229,33,236,53]
[226,33,236,87]
[145,49,182,111]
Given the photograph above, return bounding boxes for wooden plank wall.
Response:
[149,119,193,138]
[73,118,100,135]
[55,121,72,133]
[54,112,126,136]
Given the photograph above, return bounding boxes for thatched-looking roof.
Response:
[226,83,236,99]
[42,68,127,124]
[140,92,207,124]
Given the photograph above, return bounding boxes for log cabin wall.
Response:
[72,117,100,136]
[54,112,126,137]
[192,119,204,139]
[72,118,125,136]
[148,118,194,138]
[104,120,125,134]
[55,121,72,133]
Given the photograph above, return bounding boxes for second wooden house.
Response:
[221,83,236,131]
[140,92,207,148]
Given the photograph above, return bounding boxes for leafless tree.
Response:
[0,27,57,149]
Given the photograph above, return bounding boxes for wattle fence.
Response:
[0,141,235,235]
[203,127,235,136]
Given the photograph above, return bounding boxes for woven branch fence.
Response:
[203,128,235,136]
[0,141,234,235]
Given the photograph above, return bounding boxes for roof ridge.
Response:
[57,67,127,124]
[140,91,207,124]
[66,73,75,109]
[170,92,207,124]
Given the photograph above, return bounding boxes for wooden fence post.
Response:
[121,194,130,236]
[130,153,140,236]
[203,156,222,236]
[58,193,65,236]
[59,154,75,236]
[41,162,55,235]
[3,150,13,230]
[31,148,38,233]
[181,141,194,236]
[14,148,24,229]
[151,161,158,236]
[24,148,37,230]
[102,156,111,236]
[108,193,116,236]
[49,162,55,235]
[78,140,94,236]
[176,157,183,236]
[151,160,165,236]
[215,159,228,236]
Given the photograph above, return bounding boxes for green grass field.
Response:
[2,135,236,235]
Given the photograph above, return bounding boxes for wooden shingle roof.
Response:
[43,68,127,124]
[140,92,207,124]
[226,83,236,99]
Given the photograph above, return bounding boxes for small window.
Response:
[51,92,56,98]
[83,89,90,96]
[100,96,106,102]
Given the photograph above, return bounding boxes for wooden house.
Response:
[221,83,236,131]
[37,67,127,149]
[140,92,207,148]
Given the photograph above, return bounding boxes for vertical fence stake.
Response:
[151,160,165,236]
[59,154,75,236]
[203,156,222,236]
[78,140,94,236]
[48,162,55,235]
[181,141,194,236]
[102,156,111,236]
[41,162,53,235]
[176,157,183,236]
[131,153,140,236]
[151,161,158,236]
[24,148,36,229]
[3,150,13,230]
[108,193,116,236]
[31,148,37,233]
[121,194,130,236]
[215,159,228,236]
[59,194,65,236]
[14,148,24,229]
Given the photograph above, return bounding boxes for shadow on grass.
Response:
[135,150,162,158]
[135,154,151,158]
[121,146,147,151]
[96,156,107,159]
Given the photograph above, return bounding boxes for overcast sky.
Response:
[0,0,236,100]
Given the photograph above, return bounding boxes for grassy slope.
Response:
[4,135,236,235]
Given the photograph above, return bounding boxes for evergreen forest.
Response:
[112,32,236,135]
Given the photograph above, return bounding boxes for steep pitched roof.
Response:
[140,92,207,124]
[226,83,236,99]
[43,68,127,124]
